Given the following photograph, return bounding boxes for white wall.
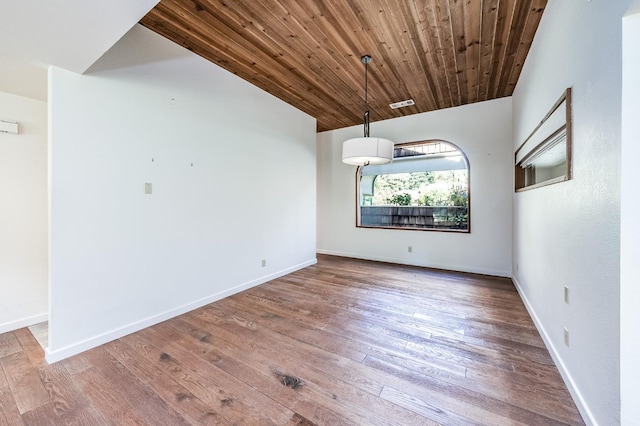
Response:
[512,0,634,424]
[47,25,317,362]
[0,92,48,333]
[317,98,512,277]
[621,3,640,424]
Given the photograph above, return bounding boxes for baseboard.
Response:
[511,276,595,426]
[316,249,510,278]
[45,258,317,364]
[0,312,48,335]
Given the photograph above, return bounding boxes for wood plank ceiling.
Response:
[141,0,547,132]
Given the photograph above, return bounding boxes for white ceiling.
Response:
[0,0,159,101]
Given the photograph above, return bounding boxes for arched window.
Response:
[357,140,470,232]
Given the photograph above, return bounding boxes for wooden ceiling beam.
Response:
[504,0,546,95]
[486,0,512,99]
[464,0,482,104]
[477,0,500,101]
[413,1,452,110]
[496,0,533,97]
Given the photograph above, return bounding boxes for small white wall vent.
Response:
[389,99,415,109]
[0,120,19,134]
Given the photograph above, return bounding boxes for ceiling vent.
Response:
[389,99,415,109]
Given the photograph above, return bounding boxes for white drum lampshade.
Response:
[341,55,394,167]
[342,136,394,166]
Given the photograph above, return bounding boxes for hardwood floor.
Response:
[0,255,584,425]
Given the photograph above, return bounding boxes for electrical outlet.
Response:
[515,263,518,273]
[408,246,412,253]
[564,286,570,304]
[144,182,152,194]
[564,328,570,347]
[261,259,267,267]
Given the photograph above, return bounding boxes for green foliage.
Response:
[452,213,469,229]
[387,193,412,206]
[448,185,468,206]
[417,189,449,206]
[373,172,431,206]
[374,172,431,194]
[369,169,468,208]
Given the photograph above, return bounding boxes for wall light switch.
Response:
[144,182,152,194]
[0,119,18,134]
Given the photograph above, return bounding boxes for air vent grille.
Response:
[389,99,415,109]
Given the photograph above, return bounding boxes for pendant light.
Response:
[342,55,394,166]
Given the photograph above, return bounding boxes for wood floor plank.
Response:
[243,283,446,341]
[0,358,8,390]
[167,318,438,426]
[37,361,107,425]
[215,296,368,362]
[166,318,364,426]
[251,275,537,359]
[233,283,518,375]
[72,366,150,426]
[0,255,583,425]
[182,309,474,426]
[123,326,296,425]
[232,289,422,353]
[187,306,387,397]
[0,332,22,359]
[464,365,585,424]
[429,332,555,367]
[60,355,93,376]
[0,386,25,426]
[380,384,526,426]
[215,295,467,382]
[284,413,319,426]
[13,328,46,368]
[19,402,57,426]
[82,347,191,426]
[278,270,542,346]
[0,352,50,414]
[219,295,468,384]
[363,354,566,425]
[105,338,232,426]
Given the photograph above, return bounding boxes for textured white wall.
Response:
[317,98,512,277]
[0,92,48,333]
[47,25,317,361]
[512,0,634,424]
[621,4,640,424]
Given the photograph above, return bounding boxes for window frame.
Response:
[515,88,573,192]
[355,139,471,233]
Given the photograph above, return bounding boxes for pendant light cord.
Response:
[362,55,371,138]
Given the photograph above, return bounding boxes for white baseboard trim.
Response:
[0,312,48,335]
[45,258,317,364]
[511,276,595,426]
[316,249,510,278]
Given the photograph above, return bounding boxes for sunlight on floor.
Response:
[28,321,48,350]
